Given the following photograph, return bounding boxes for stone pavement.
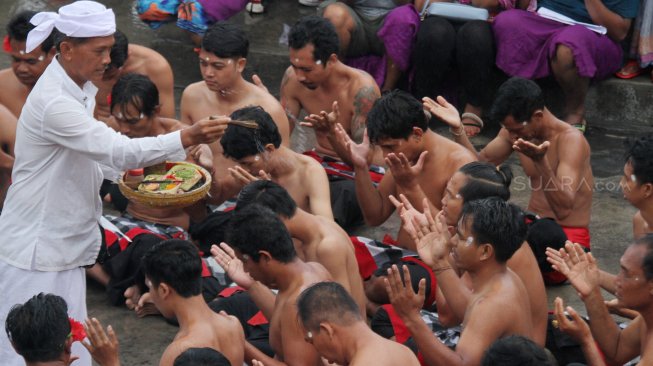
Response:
[0,0,649,364]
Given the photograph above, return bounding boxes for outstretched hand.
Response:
[413,209,451,268]
[512,139,550,161]
[385,151,428,189]
[546,241,600,299]
[422,96,462,131]
[385,264,426,320]
[181,115,230,147]
[301,101,340,135]
[390,195,429,239]
[211,243,255,289]
[82,318,120,366]
[334,123,371,169]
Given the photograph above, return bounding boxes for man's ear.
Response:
[237,57,247,73]
[642,182,653,199]
[258,250,273,263]
[264,143,276,153]
[326,53,338,67]
[412,126,424,140]
[59,41,74,61]
[158,282,172,299]
[531,110,544,123]
[320,322,335,339]
[153,105,162,116]
[479,243,494,261]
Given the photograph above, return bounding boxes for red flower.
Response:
[3,36,11,53]
[107,93,112,106]
[68,318,86,342]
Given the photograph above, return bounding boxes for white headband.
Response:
[26,1,116,53]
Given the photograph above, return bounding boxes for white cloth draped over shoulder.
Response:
[26,0,116,53]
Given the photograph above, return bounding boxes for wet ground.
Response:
[0,0,648,364]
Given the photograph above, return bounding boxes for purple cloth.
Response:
[345,4,420,87]
[493,9,623,80]
[198,0,249,21]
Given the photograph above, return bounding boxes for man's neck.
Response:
[340,323,377,364]
[318,62,344,92]
[467,261,507,292]
[214,76,248,101]
[537,108,565,142]
[268,147,297,177]
[287,210,320,244]
[638,203,653,230]
[172,295,213,329]
[28,357,69,366]
[273,258,309,291]
[58,57,85,89]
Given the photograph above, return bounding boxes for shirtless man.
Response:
[387,197,535,365]
[180,22,290,178]
[236,180,365,314]
[94,30,175,122]
[141,239,245,366]
[428,77,593,250]
[390,161,547,345]
[0,11,56,118]
[546,237,653,365]
[281,16,379,162]
[211,106,333,219]
[337,90,476,250]
[211,204,332,366]
[297,282,420,366]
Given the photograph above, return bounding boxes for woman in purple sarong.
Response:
[493,0,639,132]
[412,0,536,137]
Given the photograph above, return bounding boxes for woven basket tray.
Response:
[117,162,212,208]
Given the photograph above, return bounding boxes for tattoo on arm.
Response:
[351,86,379,143]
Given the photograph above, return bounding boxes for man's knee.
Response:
[323,3,354,29]
[457,20,493,47]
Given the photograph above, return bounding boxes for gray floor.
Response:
[0,0,645,364]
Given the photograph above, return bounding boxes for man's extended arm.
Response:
[280,68,302,132]
[151,63,176,118]
[584,0,632,41]
[306,163,335,220]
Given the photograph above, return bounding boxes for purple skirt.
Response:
[493,9,622,80]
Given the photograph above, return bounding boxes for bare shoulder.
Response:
[181,81,208,100]
[348,67,378,91]
[556,127,590,155]
[160,338,191,366]
[280,66,301,95]
[129,44,172,73]
[160,117,188,133]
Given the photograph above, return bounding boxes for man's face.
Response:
[441,172,466,226]
[452,217,482,271]
[63,35,114,85]
[289,45,329,90]
[234,152,270,176]
[111,102,153,138]
[7,39,52,87]
[198,49,241,94]
[235,249,274,287]
[501,115,538,143]
[620,161,649,207]
[614,244,652,310]
[375,133,421,162]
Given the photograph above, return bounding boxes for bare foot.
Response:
[461,105,483,137]
[135,292,161,318]
[124,285,141,310]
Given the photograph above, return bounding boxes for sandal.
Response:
[615,60,645,79]
[461,112,484,137]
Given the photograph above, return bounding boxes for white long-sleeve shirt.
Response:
[0,57,186,271]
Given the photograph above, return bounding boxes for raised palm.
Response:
[413,211,451,268]
[422,96,462,129]
[546,241,599,298]
[211,243,255,289]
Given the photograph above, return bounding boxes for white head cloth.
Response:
[25,1,115,53]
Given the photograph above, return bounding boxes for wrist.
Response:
[449,125,465,137]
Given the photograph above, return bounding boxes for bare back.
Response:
[269,262,331,365]
[160,312,245,366]
[296,214,366,315]
[352,338,420,366]
[281,64,379,156]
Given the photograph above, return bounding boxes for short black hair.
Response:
[141,239,203,297]
[109,29,129,69]
[458,162,513,202]
[490,77,545,124]
[110,73,159,118]
[481,335,554,366]
[288,16,339,65]
[460,197,527,263]
[189,211,232,256]
[624,134,653,184]
[297,282,362,331]
[7,10,55,52]
[202,21,249,58]
[221,106,282,160]
[174,347,231,366]
[367,90,428,143]
[526,218,567,273]
[5,293,71,363]
[236,180,297,218]
[635,233,653,281]
[227,204,296,263]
